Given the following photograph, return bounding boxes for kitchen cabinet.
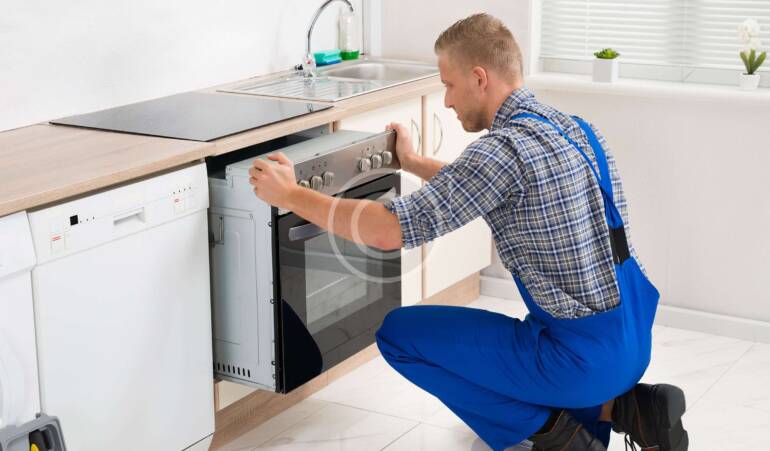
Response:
[421,91,492,298]
[337,99,424,306]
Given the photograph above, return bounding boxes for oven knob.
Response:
[322,171,334,186]
[371,154,383,169]
[298,179,310,188]
[358,158,372,173]
[310,175,323,190]
[381,151,393,165]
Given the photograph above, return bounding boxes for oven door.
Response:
[273,173,401,393]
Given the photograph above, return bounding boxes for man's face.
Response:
[438,52,487,133]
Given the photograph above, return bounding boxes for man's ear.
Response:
[471,66,488,92]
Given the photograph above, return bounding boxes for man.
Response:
[249,13,688,451]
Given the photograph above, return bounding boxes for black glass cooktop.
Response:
[50,92,332,142]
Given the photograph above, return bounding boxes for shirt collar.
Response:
[491,87,534,131]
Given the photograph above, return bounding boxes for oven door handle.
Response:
[287,188,398,242]
[288,222,327,242]
[374,187,398,204]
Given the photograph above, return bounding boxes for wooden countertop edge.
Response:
[0,75,443,216]
[0,143,212,217]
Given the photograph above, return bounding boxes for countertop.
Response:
[0,73,443,217]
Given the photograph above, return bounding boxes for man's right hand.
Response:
[386,122,420,173]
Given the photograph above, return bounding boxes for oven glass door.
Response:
[274,174,401,393]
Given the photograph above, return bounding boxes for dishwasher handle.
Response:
[113,207,146,227]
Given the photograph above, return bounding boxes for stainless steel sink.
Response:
[219,59,439,102]
[319,61,438,82]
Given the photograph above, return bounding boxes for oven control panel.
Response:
[290,130,399,196]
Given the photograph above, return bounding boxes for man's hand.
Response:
[248,152,299,210]
[386,122,421,173]
[386,122,447,182]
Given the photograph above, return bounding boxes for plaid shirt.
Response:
[386,87,643,319]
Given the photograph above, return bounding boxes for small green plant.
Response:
[594,48,620,59]
[740,49,766,75]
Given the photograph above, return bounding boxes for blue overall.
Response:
[375,114,660,450]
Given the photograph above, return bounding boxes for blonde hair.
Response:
[434,13,523,82]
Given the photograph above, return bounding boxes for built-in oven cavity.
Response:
[206,135,314,180]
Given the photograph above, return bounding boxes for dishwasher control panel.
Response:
[28,164,209,263]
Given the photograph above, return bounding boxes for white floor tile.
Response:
[384,423,536,451]
[641,324,753,405]
[218,398,329,451]
[256,403,417,451]
[420,405,474,434]
[693,342,770,411]
[382,423,480,451]
[680,396,770,450]
[311,355,446,423]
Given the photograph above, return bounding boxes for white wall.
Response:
[380,0,534,73]
[0,0,363,132]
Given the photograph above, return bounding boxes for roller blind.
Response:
[541,0,770,79]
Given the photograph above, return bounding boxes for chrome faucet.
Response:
[301,0,355,77]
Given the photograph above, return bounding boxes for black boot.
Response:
[612,383,689,451]
[529,410,606,451]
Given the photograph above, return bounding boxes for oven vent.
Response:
[215,361,251,379]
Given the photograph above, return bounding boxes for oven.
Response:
[274,173,400,392]
[208,129,401,393]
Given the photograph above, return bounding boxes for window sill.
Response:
[526,72,770,106]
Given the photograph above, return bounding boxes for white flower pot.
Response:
[593,58,619,83]
[739,73,761,90]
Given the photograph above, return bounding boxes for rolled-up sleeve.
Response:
[384,134,526,249]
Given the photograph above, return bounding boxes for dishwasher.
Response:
[27,163,214,451]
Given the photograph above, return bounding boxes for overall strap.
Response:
[511,112,631,265]
[511,113,613,201]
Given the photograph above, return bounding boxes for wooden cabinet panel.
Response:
[421,91,492,299]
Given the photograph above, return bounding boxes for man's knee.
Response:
[376,306,406,342]
[376,306,419,358]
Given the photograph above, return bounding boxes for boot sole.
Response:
[652,384,688,451]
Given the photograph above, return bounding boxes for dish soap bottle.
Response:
[338,9,360,60]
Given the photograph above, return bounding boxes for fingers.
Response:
[248,165,264,180]
[387,122,407,134]
[267,152,291,165]
[248,165,266,187]
[252,159,271,171]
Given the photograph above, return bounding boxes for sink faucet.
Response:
[301,0,355,77]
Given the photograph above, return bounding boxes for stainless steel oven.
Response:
[207,130,401,393]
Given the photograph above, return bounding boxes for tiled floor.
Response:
[219,295,767,451]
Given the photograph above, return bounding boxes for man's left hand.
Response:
[249,152,299,209]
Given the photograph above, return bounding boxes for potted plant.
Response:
[738,18,766,90]
[593,48,620,83]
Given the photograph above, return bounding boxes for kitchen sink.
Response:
[218,58,439,102]
[319,61,438,82]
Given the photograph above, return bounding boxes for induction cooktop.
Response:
[50,92,332,142]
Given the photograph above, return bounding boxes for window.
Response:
[540,1,770,87]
